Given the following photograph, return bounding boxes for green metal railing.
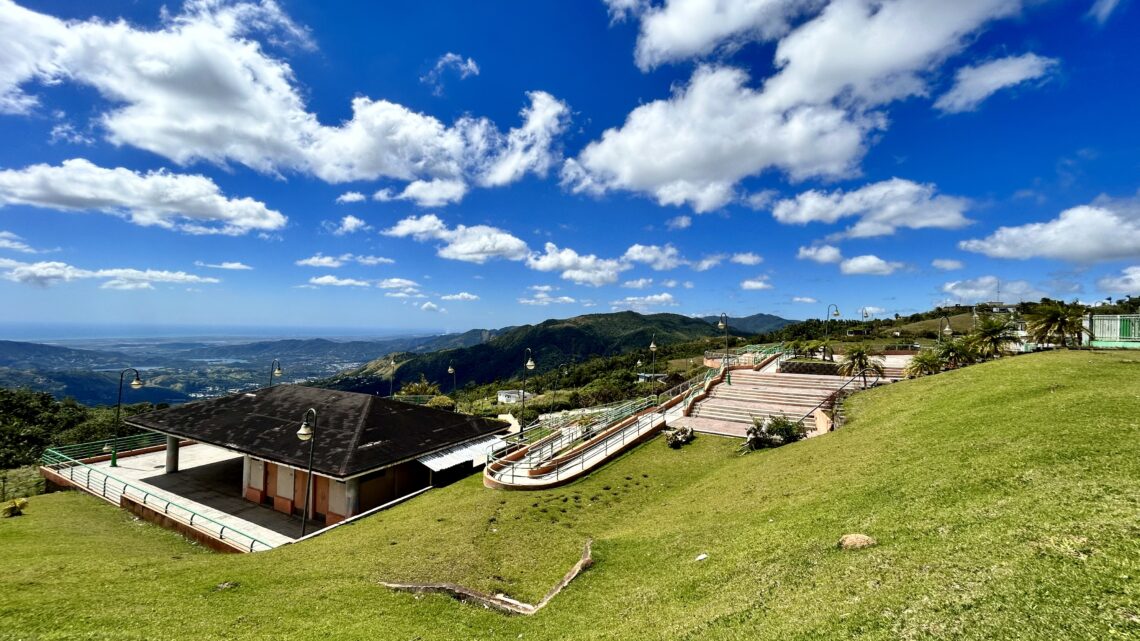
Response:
[48,431,167,461]
[41,435,273,553]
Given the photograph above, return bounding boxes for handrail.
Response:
[41,443,273,552]
[790,367,882,426]
[488,403,670,486]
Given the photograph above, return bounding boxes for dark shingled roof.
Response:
[126,385,509,479]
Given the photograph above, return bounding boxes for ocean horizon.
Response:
[0,322,443,342]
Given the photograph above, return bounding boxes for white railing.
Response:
[41,447,273,552]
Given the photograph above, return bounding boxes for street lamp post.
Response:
[108,368,143,468]
[938,316,952,344]
[447,360,456,394]
[717,313,729,367]
[268,359,283,387]
[296,408,318,537]
[522,348,535,434]
[826,304,841,340]
[388,359,396,397]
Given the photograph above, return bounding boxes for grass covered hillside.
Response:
[2,351,1138,639]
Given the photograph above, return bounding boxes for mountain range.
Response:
[326,310,782,394]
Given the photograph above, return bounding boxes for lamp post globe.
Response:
[268,359,283,387]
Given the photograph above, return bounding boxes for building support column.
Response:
[164,436,180,474]
[242,455,251,494]
[345,477,361,517]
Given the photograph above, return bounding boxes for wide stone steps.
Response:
[691,403,792,424]
[686,371,857,434]
[711,388,830,405]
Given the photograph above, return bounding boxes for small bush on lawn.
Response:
[2,497,28,518]
[743,415,807,451]
[664,425,694,448]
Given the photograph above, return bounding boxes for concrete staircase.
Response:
[679,371,854,438]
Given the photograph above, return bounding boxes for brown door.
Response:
[264,463,277,507]
[315,476,329,520]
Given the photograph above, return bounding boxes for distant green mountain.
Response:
[0,368,189,406]
[0,340,134,370]
[326,311,732,394]
[700,312,794,335]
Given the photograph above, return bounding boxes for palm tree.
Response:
[1026,301,1089,347]
[969,314,1019,359]
[904,350,943,378]
[837,344,885,387]
[936,338,977,369]
[815,337,835,362]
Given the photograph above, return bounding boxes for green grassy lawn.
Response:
[2,351,1138,640]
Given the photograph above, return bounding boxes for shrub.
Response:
[425,395,455,411]
[743,415,807,451]
[1,497,28,518]
[664,425,694,449]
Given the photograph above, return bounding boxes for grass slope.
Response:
[2,351,1138,640]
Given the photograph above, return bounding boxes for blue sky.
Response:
[0,0,1138,335]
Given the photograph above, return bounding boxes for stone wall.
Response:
[779,360,840,376]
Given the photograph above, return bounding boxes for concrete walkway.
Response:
[86,444,305,548]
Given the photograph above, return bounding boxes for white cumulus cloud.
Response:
[666,215,692,230]
[731,252,763,265]
[0,2,569,205]
[329,215,370,236]
[772,178,971,238]
[562,66,872,213]
[527,242,630,286]
[623,278,653,289]
[0,158,286,235]
[383,214,530,264]
[309,275,370,287]
[932,258,964,271]
[0,257,219,289]
[194,260,252,270]
[839,254,903,275]
[609,292,677,312]
[335,191,366,204]
[623,244,685,271]
[941,275,1045,302]
[959,198,1140,263]
[441,291,479,301]
[797,244,842,264]
[1098,266,1140,295]
[792,296,817,303]
[741,276,773,290]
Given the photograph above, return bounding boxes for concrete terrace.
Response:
[84,444,307,548]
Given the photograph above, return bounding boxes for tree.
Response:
[837,344,885,387]
[1026,301,1089,347]
[969,314,1019,359]
[935,338,977,369]
[399,374,441,396]
[904,350,944,378]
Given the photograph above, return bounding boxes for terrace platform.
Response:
[78,444,313,548]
